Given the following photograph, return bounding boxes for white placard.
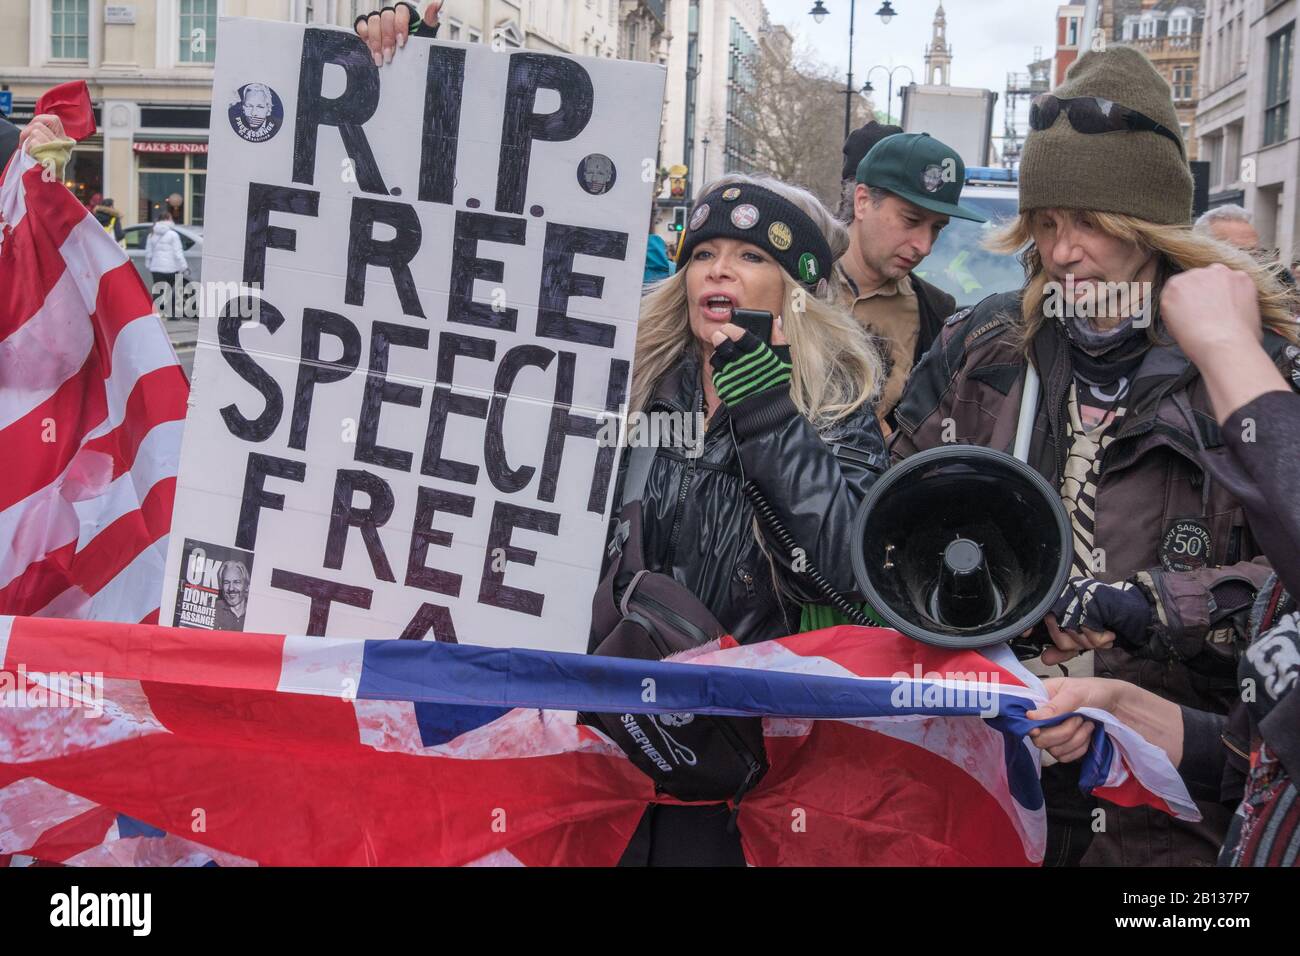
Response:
[160,18,665,651]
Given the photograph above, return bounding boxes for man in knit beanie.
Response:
[891,44,1300,867]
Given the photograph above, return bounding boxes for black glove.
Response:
[709,331,792,407]
[1049,577,1153,649]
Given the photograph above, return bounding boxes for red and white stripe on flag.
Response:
[0,151,188,624]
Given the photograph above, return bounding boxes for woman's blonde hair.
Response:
[631,173,882,425]
[985,209,1300,350]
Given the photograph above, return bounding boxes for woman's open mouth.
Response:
[699,293,736,320]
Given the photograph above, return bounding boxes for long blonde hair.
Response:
[631,173,882,425]
[985,209,1300,350]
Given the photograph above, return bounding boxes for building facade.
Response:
[0,0,631,229]
[522,0,618,56]
[1107,0,1205,159]
[1054,3,1087,86]
[1194,0,1250,209]
[1238,0,1295,261]
[619,0,670,64]
[660,0,769,202]
[1195,0,1296,261]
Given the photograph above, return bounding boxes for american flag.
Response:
[0,100,188,624]
[0,619,1197,866]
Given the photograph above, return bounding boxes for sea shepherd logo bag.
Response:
[586,446,768,805]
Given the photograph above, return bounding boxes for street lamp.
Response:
[810,1,899,140]
[865,64,914,126]
[701,134,711,179]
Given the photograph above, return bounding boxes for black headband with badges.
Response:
[675,183,834,291]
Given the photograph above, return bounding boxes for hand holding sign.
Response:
[355,2,442,65]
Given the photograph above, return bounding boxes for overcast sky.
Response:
[766,0,1060,153]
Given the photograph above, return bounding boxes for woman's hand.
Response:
[1025,677,1124,763]
[709,314,788,349]
[1027,675,1186,767]
[709,318,792,407]
[355,2,441,66]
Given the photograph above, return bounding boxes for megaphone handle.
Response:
[1012,363,1041,465]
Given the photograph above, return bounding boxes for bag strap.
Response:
[621,442,657,507]
[589,445,657,649]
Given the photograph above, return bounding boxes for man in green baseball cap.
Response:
[838,131,985,426]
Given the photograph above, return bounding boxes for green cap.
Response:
[856,132,987,223]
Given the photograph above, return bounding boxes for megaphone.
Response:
[850,445,1071,649]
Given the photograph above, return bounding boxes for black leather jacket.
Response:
[595,348,888,648]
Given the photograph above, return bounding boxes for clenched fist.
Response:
[1159,262,1263,368]
[18,113,67,154]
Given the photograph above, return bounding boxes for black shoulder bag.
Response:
[586,444,768,805]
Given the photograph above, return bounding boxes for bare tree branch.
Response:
[749,42,877,208]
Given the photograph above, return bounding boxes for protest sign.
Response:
[161,18,666,651]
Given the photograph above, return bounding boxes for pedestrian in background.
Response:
[93,197,125,243]
[643,197,675,289]
[836,119,903,222]
[1194,204,1296,288]
[145,211,189,321]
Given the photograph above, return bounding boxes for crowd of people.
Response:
[2,2,1296,869]
[597,37,1300,866]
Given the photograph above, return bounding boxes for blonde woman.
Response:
[604,174,886,866]
[890,46,1300,868]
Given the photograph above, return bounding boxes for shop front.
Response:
[133,139,207,226]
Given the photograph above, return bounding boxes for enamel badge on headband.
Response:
[730,204,759,228]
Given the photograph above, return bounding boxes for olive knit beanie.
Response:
[1019,45,1193,225]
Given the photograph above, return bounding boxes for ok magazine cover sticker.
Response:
[174,540,256,631]
[228,81,284,143]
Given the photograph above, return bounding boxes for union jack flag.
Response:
[0,618,1197,866]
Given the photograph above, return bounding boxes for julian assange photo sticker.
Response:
[577,153,617,195]
[228,82,284,143]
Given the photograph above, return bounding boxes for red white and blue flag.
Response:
[0,617,1197,866]
[0,85,188,625]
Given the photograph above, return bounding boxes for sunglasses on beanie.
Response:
[1029,94,1185,158]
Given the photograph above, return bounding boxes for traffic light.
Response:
[671,206,687,233]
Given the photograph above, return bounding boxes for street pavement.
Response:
[164,316,199,380]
